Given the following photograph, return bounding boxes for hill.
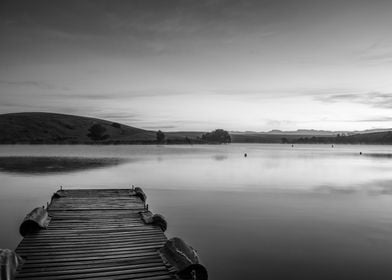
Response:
[1,112,392,145]
[0,112,156,144]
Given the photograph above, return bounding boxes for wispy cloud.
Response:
[142,125,177,129]
[357,42,392,64]
[316,92,392,108]
[357,117,392,122]
[67,90,183,101]
[0,80,70,91]
[94,112,141,122]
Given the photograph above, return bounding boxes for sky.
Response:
[1,0,392,131]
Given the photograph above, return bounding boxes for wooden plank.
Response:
[15,188,175,280]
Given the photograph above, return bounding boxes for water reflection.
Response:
[213,154,228,161]
[149,189,392,280]
[0,156,129,174]
[313,185,358,194]
[2,144,392,280]
[313,180,392,196]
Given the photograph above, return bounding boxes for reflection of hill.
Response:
[0,157,128,174]
[363,153,392,159]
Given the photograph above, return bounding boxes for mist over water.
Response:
[1,144,392,279]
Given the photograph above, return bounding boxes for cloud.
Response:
[361,52,392,64]
[356,117,392,122]
[316,91,392,109]
[357,42,392,64]
[142,125,177,129]
[0,1,274,49]
[67,90,183,101]
[313,185,358,195]
[0,80,70,91]
[94,112,141,121]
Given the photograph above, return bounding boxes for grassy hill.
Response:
[0,112,156,144]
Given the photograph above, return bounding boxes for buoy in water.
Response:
[244,153,247,157]
[360,152,362,155]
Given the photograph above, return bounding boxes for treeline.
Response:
[285,131,392,144]
[76,124,231,145]
[156,129,231,144]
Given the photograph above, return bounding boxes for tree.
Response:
[156,130,165,143]
[201,129,231,144]
[87,124,108,141]
[111,122,121,129]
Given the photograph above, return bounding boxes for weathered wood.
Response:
[14,188,176,280]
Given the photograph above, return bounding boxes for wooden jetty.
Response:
[9,188,207,280]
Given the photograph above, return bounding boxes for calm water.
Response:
[1,144,392,279]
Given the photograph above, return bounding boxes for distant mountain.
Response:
[0,112,156,144]
[268,129,354,136]
[231,129,355,136]
[236,129,392,135]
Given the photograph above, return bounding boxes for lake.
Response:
[1,144,392,279]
